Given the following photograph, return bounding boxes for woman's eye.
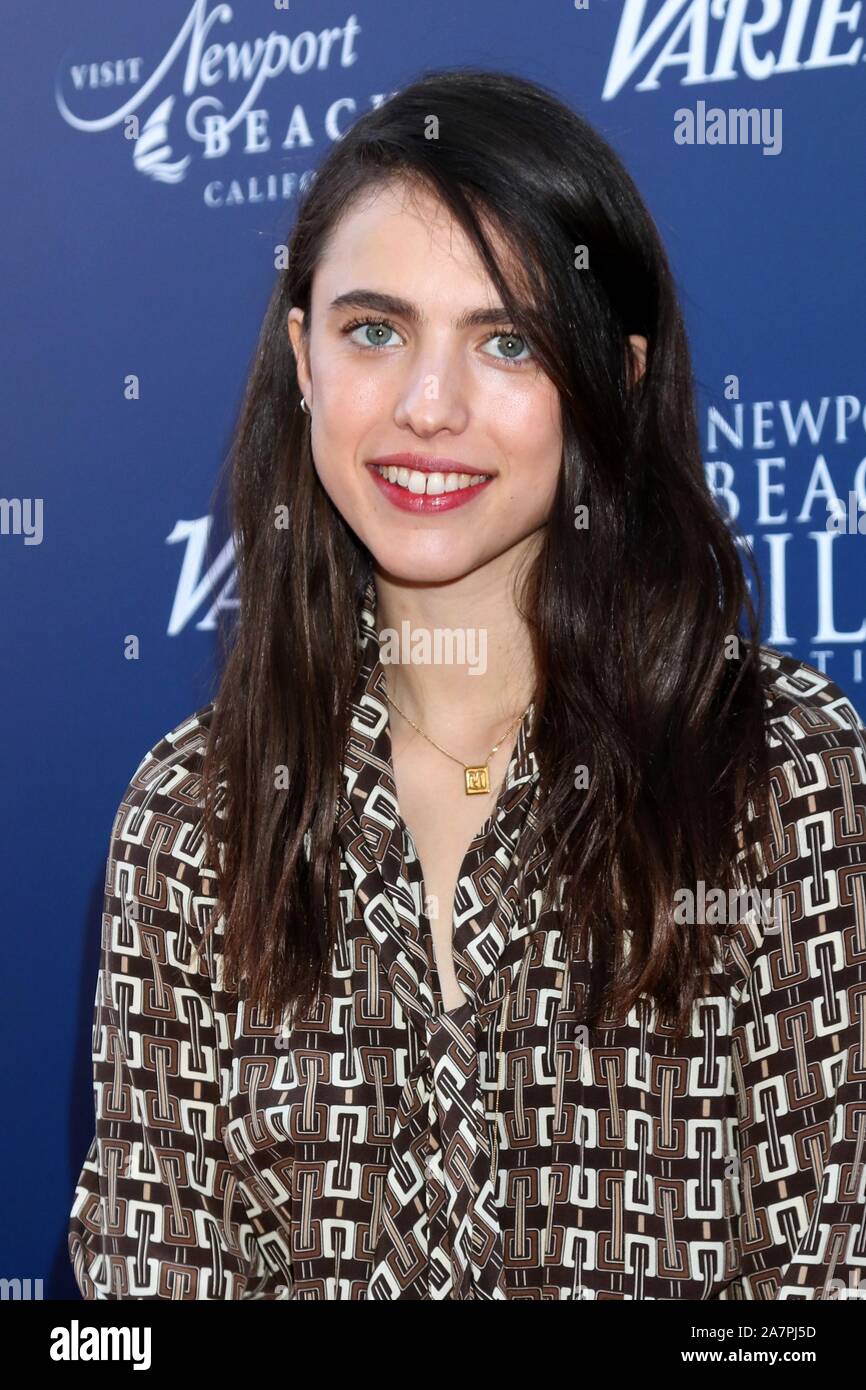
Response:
[345,319,404,350]
[342,318,531,364]
[482,330,532,365]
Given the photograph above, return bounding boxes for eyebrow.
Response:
[328,289,515,330]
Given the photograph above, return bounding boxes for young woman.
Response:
[69,68,866,1301]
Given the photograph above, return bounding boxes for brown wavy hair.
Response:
[200,66,774,1040]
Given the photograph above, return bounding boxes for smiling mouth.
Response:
[370,464,493,495]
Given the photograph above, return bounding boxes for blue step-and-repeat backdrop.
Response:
[3,0,864,1298]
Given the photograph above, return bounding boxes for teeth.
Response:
[374,465,490,494]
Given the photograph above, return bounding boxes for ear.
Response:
[627,333,648,386]
[287,308,312,404]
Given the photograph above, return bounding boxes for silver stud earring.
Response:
[300,395,311,416]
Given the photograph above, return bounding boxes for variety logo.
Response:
[56,1,388,206]
[603,0,865,99]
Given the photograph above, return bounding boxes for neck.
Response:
[372,536,540,749]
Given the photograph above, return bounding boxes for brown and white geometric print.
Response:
[69,583,866,1298]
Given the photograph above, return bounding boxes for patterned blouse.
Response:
[69,580,866,1300]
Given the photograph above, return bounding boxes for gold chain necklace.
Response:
[384,688,532,796]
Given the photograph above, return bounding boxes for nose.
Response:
[393,351,470,436]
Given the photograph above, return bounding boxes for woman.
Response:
[69,68,866,1301]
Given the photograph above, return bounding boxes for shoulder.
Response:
[121,701,217,808]
[753,647,866,816]
[753,644,865,837]
[756,645,865,752]
[106,701,220,926]
[727,648,866,980]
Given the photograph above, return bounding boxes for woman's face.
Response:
[288,178,641,587]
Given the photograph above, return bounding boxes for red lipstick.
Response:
[366,453,495,513]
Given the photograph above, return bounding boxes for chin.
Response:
[365,537,495,588]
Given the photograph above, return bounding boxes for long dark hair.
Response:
[201,66,773,1039]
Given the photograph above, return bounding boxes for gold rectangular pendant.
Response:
[465,765,490,795]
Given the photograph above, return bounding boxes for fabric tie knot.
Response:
[366,999,508,1299]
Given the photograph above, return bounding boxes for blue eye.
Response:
[481,329,533,365]
[340,316,532,365]
[343,317,404,349]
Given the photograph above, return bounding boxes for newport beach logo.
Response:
[603,0,865,100]
[55,1,380,206]
[705,387,866,691]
